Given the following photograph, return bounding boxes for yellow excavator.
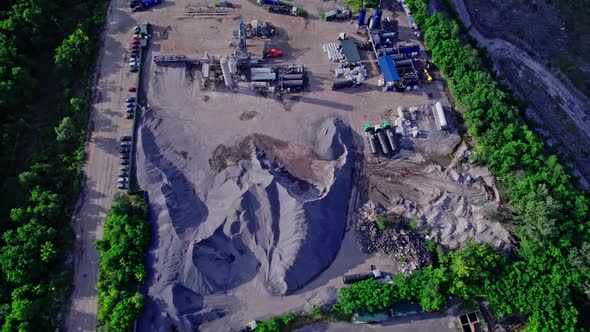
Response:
[423,68,433,83]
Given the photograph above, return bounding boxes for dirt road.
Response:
[65,1,139,330]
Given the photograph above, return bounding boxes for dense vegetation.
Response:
[0,0,108,330]
[334,242,503,315]
[95,194,151,331]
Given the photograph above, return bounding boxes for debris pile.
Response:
[323,42,345,62]
[357,201,432,273]
[334,63,367,83]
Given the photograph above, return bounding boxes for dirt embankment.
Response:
[136,117,355,330]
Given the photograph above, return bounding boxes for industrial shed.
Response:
[340,38,361,63]
[378,56,400,83]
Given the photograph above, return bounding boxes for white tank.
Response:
[435,101,448,129]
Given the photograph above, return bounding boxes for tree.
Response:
[54,116,76,141]
[514,185,561,258]
[54,27,91,75]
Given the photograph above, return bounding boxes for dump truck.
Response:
[342,269,382,284]
[268,5,298,16]
[324,8,352,21]
[381,121,398,155]
[363,123,378,154]
[374,125,390,155]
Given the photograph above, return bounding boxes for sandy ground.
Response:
[446,0,590,186]
[64,0,142,330]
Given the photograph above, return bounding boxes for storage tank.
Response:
[373,9,382,28]
[381,32,396,39]
[282,73,304,80]
[382,121,398,154]
[250,82,269,89]
[363,123,378,154]
[357,9,367,27]
[282,79,304,87]
[435,101,448,130]
[374,125,390,155]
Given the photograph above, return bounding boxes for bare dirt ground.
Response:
[65,0,141,330]
[445,0,590,187]
[126,1,513,331]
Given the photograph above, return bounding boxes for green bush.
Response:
[95,194,150,331]
[376,217,389,231]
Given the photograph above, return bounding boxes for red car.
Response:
[128,87,137,92]
[266,48,282,58]
[131,39,141,45]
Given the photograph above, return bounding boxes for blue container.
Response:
[358,9,367,26]
[374,9,383,29]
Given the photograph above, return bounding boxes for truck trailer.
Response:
[342,269,382,284]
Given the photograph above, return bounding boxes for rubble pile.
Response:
[357,201,432,273]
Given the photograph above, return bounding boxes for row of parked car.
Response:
[118,135,132,189]
[118,27,144,190]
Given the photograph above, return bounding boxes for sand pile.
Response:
[136,117,354,329]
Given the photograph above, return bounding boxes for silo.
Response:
[357,9,367,27]
[382,121,398,154]
[374,125,390,155]
[374,9,383,29]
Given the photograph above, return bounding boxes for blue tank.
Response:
[358,9,367,27]
[374,9,383,29]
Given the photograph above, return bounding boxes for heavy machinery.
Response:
[374,125,390,155]
[363,123,378,154]
[423,68,432,83]
[381,121,398,154]
[342,269,382,284]
[324,8,352,21]
[265,48,282,58]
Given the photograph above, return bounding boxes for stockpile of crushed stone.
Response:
[136,117,354,330]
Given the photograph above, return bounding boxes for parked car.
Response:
[130,67,138,73]
[128,87,137,92]
[130,45,140,50]
[120,141,131,147]
[119,165,129,170]
[133,25,141,33]
[121,135,132,141]
[120,154,130,159]
[131,40,141,46]
[126,109,135,114]
[119,171,129,177]
[126,97,135,103]
[120,148,130,153]
[118,177,129,183]
[125,113,134,119]
[120,159,130,165]
[118,183,129,190]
